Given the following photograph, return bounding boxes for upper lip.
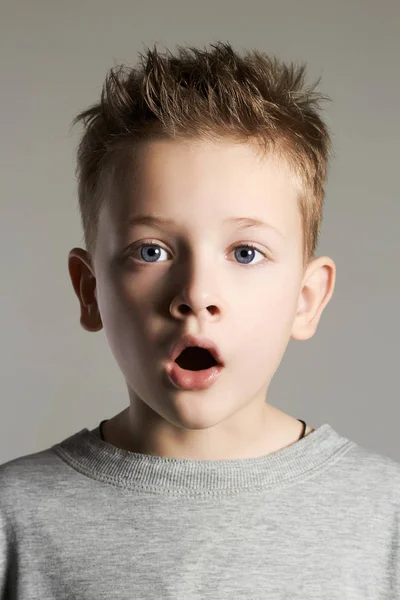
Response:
[168,334,225,367]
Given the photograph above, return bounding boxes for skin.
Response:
[68,137,336,460]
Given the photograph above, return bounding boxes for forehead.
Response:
[103,137,303,241]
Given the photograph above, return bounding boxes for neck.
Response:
[100,404,313,460]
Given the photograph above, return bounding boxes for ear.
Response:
[68,248,103,332]
[291,256,336,341]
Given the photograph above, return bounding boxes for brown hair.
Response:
[71,42,331,265]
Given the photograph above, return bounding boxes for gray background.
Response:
[1,0,399,465]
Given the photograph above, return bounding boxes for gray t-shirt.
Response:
[1,422,399,599]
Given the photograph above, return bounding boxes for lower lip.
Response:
[164,361,223,390]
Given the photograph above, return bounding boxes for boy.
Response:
[1,42,399,599]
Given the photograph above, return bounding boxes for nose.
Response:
[169,297,220,321]
[168,260,224,322]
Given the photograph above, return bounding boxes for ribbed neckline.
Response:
[52,422,355,496]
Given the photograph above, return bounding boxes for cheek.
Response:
[233,276,300,363]
[236,267,300,326]
[236,297,295,348]
[95,273,148,357]
[96,278,156,383]
[99,267,153,314]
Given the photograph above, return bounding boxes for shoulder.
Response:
[335,440,400,510]
[345,441,400,480]
[0,446,72,522]
[0,445,61,481]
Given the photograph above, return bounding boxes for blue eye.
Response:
[134,243,266,265]
[139,245,169,263]
[234,245,264,265]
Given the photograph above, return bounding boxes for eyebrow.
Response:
[127,214,284,238]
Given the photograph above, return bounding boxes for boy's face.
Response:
[69,137,335,454]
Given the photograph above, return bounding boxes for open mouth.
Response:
[166,344,223,390]
[174,346,219,371]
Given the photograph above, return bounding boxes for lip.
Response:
[165,362,223,390]
[163,333,225,390]
[167,333,225,367]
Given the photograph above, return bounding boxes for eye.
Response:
[233,244,266,265]
[135,244,170,263]
[130,243,267,265]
